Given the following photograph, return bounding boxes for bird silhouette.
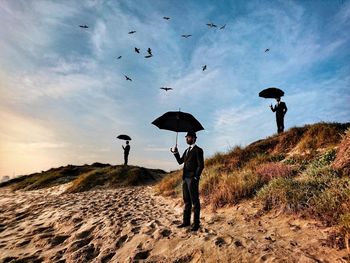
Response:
[163,17,170,20]
[135,47,140,53]
[145,54,153,58]
[220,24,226,30]
[79,25,89,29]
[181,34,192,38]
[202,65,207,71]
[117,56,122,59]
[160,87,173,91]
[128,31,136,34]
[147,48,152,56]
[265,48,270,52]
[206,22,217,28]
[124,75,132,81]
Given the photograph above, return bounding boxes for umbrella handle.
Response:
[175,132,178,147]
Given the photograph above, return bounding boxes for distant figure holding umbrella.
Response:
[270,97,288,133]
[117,134,132,165]
[259,87,287,134]
[170,131,204,231]
[122,141,131,165]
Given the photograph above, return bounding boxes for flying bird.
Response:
[145,54,153,58]
[124,75,132,81]
[128,30,136,34]
[202,65,207,71]
[147,48,152,56]
[163,16,170,20]
[79,25,89,29]
[206,22,217,28]
[117,56,122,59]
[160,87,173,91]
[220,24,226,30]
[134,47,140,53]
[181,34,192,38]
[265,48,270,52]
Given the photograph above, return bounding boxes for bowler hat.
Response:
[185,131,197,138]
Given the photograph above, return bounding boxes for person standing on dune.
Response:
[270,97,288,133]
[122,141,130,165]
[170,131,204,231]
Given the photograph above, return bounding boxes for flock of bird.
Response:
[79,16,269,92]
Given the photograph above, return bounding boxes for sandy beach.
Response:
[0,183,347,263]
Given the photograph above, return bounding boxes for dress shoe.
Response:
[191,225,200,231]
[177,223,190,228]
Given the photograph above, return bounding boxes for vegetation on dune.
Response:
[66,165,165,193]
[1,164,165,192]
[333,128,350,176]
[0,164,98,191]
[157,122,350,231]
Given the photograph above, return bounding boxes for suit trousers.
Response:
[276,115,285,133]
[182,177,200,226]
[124,154,129,165]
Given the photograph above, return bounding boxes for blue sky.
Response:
[0,0,349,177]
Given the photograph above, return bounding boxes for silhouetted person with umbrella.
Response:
[270,97,287,133]
[122,141,130,165]
[170,131,204,231]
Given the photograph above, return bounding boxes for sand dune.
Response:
[0,184,347,262]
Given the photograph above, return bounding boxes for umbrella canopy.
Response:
[259,87,284,99]
[152,111,204,132]
[117,134,132,140]
[151,111,204,146]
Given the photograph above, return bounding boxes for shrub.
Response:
[203,170,265,209]
[304,149,338,178]
[308,177,350,225]
[254,162,295,181]
[257,178,306,212]
[156,171,182,197]
[333,128,350,175]
[297,123,348,152]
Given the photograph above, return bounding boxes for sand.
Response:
[0,184,348,263]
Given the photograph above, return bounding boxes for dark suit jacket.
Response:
[271,102,287,117]
[174,145,204,180]
[123,145,130,155]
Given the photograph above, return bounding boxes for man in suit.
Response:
[270,97,288,133]
[122,141,130,165]
[170,131,204,231]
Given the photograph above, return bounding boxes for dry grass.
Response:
[333,128,350,175]
[67,165,165,193]
[296,123,349,153]
[254,162,295,181]
[156,122,350,217]
[155,170,182,197]
[1,164,165,193]
[201,170,265,209]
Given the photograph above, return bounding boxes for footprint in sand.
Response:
[50,235,69,247]
[70,243,100,262]
[101,251,116,263]
[214,236,233,247]
[68,236,93,252]
[50,248,67,261]
[133,250,150,261]
[116,234,128,249]
[131,226,141,234]
[16,239,31,247]
[75,227,95,239]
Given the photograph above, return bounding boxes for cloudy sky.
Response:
[0,0,349,177]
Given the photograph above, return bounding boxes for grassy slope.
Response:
[0,163,166,193]
[156,122,350,229]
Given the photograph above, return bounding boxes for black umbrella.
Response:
[151,110,204,146]
[259,87,284,99]
[117,134,132,140]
